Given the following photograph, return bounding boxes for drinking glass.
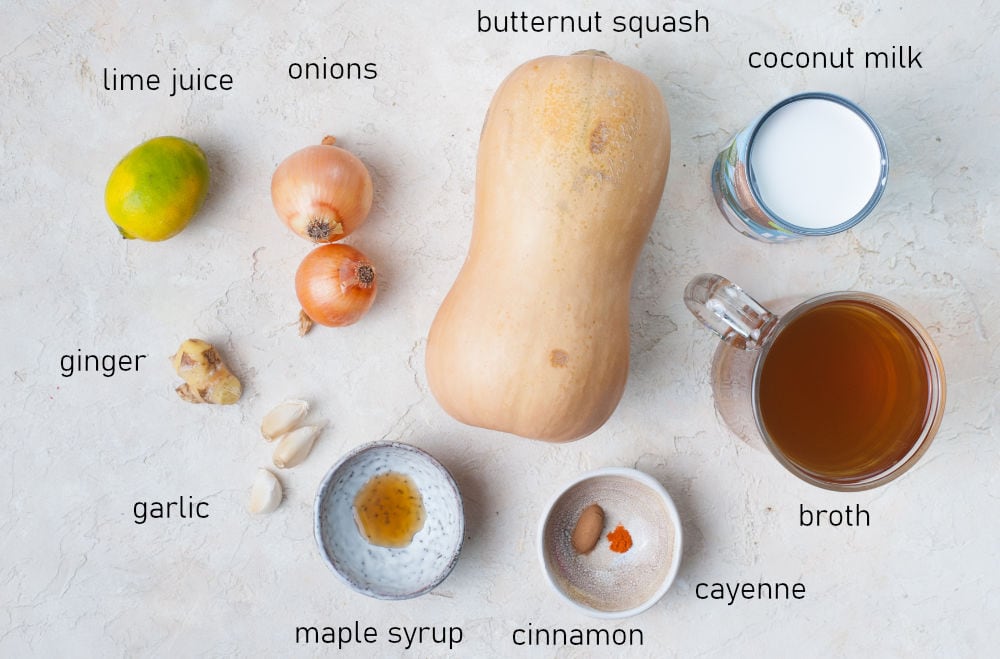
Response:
[711,92,889,242]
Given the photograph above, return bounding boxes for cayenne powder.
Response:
[607,523,633,553]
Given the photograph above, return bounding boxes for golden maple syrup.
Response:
[353,471,426,548]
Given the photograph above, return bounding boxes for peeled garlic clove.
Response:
[272,424,324,469]
[249,468,283,514]
[261,399,310,441]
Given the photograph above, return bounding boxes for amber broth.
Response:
[757,300,932,484]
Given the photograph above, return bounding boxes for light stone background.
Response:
[2,0,998,657]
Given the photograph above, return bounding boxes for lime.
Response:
[104,136,210,241]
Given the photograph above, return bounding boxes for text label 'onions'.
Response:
[296,244,378,327]
[271,136,373,243]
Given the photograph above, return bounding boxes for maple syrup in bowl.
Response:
[353,471,427,548]
[314,441,464,599]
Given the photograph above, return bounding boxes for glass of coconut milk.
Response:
[711,92,888,242]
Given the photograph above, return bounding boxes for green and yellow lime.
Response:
[104,136,210,241]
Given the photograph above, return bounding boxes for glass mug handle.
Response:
[684,274,779,350]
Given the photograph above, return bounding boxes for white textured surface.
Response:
[2,1,998,657]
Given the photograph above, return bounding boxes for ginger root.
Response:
[170,338,242,405]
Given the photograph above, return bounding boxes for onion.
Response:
[295,244,377,328]
[271,136,373,243]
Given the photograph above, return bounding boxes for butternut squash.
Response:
[425,51,670,442]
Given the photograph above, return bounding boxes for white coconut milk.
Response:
[749,98,883,230]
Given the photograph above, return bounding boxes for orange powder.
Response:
[607,524,633,553]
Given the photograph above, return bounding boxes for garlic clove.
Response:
[272,424,324,469]
[261,399,310,441]
[248,468,283,514]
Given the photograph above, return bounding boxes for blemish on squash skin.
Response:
[550,349,569,367]
[590,121,609,154]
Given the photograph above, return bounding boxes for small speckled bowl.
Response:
[538,467,683,618]
[314,441,464,600]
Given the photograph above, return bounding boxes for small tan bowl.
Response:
[537,467,683,618]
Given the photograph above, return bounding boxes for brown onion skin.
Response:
[295,244,377,327]
[271,137,373,243]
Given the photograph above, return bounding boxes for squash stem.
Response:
[572,49,612,59]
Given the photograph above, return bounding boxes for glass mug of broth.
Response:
[711,92,889,242]
[685,274,946,491]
